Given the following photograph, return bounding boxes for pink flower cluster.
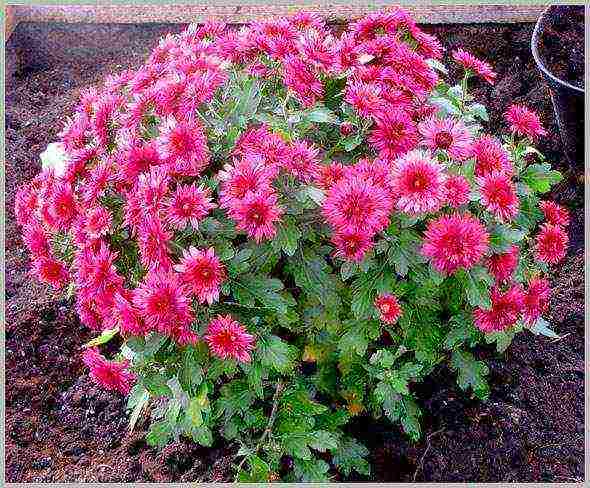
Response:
[14,8,569,389]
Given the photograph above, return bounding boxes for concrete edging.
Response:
[6,4,545,41]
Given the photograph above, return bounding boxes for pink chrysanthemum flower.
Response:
[218,156,276,209]
[522,276,551,325]
[233,126,289,171]
[368,110,418,160]
[297,29,338,72]
[107,292,145,337]
[157,116,209,176]
[535,223,568,264]
[79,206,112,240]
[282,55,324,107]
[165,183,216,230]
[82,348,136,395]
[472,135,512,177]
[175,247,226,304]
[473,285,525,333]
[315,162,346,190]
[133,272,194,343]
[487,245,519,283]
[15,183,39,227]
[118,140,162,182]
[504,104,547,139]
[374,293,402,324]
[332,228,374,262]
[444,174,471,208]
[283,140,320,183]
[539,201,570,228]
[137,216,174,272]
[323,175,392,234]
[347,158,395,197]
[204,315,256,363]
[41,182,78,231]
[73,241,123,293]
[345,81,386,118]
[77,297,103,331]
[422,213,489,274]
[233,190,284,242]
[392,150,446,215]
[31,255,70,289]
[23,222,50,258]
[477,172,519,222]
[452,48,497,84]
[418,117,473,161]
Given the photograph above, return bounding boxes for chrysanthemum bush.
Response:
[16,8,569,481]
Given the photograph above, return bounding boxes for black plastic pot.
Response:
[531,5,585,166]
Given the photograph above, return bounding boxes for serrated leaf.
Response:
[450,350,490,400]
[257,335,295,373]
[332,437,370,476]
[456,267,492,309]
[238,455,271,482]
[521,163,562,193]
[309,430,339,452]
[143,372,173,397]
[293,458,330,482]
[485,328,516,353]
[273,217,301,256]
[468,103,489,121]
[146,420,173,447]
[488,224,526,253]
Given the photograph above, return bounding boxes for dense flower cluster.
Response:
[15,8,568,481]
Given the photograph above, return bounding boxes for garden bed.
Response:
[5,21,584,482]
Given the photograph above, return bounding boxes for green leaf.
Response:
[127,384,149,432]
[444,313,480,350]
[515,193,543,230]
[386,230,427,277]
[338,327,369,357]
[521,163,562,193]
[309,430,339,452]
[429,96,460,116]
[233,274,295,314]
[426,58,448,75]
[191,425,213,446]
[468,103,489,121]
[143,372,173,397]
[237,455,271,482]
[146,420,173,447]
[343,133,363,152]
[488,224,525,253]
[332,437,370,477]
[293,458,330,482]
[84,327,119,348]
[257,335,296,373]
[304,105,339,124]
[450,350,490,400]
[273,217,302,256]
[484,328,516,353]
[456,267,492,309]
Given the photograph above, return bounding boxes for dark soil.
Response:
[5,21,584,482]
[537,5,585,88]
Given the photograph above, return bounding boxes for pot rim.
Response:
[531,5,585,95]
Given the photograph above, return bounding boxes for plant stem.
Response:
[234,380,284,480]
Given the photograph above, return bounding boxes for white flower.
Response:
[40,142,69,177]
